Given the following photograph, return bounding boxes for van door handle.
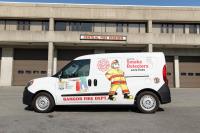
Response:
[88,79,92,86]
[94,79,97,86]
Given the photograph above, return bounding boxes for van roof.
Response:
[75,52,165,60]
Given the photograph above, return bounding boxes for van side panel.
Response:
[122,54,165,93]
[89,57,134,104]
[86,53,167,105]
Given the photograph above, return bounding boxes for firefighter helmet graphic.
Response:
[111,60,119,69]
[105,59,133,101]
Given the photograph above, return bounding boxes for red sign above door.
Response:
[80,35,127,41]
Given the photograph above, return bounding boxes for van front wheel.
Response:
[136,91,159,113]
[32,92,55,113]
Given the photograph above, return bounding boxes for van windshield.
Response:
[52,59,90,78]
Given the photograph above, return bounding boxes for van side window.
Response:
[61,59,90,78]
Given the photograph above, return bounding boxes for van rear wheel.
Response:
[32,92,55,113]
[136,91,159,113]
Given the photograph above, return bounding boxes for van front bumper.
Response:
[23,87,34,106]
[158,83,171,104]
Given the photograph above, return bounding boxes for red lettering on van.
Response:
[127,58,149,70]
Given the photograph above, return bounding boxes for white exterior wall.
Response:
[0,48,13,86]
[47,42,54,76]
[174,56,180,88]
[53,48,57,75]
[147,44,153,52]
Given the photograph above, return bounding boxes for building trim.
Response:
[47,42,54,76]
[174,56,180,88]
[0,48,13,86]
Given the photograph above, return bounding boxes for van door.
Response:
[57,59,92,104]
[87,58,111,104]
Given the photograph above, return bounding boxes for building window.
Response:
[70,22,81,31]
[93,23,106,33]
[128,23,139,33]
[181,72,187,76]
[33,71,39,74]
[161,24,174,33]
[41,71,47,75]
[195,73,200,76]
[42,21,49,31]
[167,72,171,76]
[173,24,185,34]
[128,23,146,33]
[189,24,197,34]
[81,22,93,32]
[153,23,186,34]
[55,21,66,31]
[0,20,5,30]
[139,23,146,33]
[55,21,93,32]
[152,24,161,33]
[54,21,146,33]
[17,20,30,30]
[116,23,123,32]
[6,20,17,30]
[18,70,24,74]
[25,70,31,74]
[1,19,48,31]
[105,23,116,32]
[188,73,194,76]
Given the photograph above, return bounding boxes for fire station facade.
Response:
[0,2,200,88]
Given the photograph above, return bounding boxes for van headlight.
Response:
[26,80,34,88]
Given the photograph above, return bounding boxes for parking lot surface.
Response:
[0,87,200,133]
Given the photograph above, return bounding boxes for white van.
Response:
[23,52,171,113]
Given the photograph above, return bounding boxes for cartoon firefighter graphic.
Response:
[105,59,133,101]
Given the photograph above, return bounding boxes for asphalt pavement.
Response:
[0,86,200,133]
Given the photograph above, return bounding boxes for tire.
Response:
[136,91,159,114]
[32,92,55,113]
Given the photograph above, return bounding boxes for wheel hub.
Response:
[36,96,50,111]
[140,95,156,111]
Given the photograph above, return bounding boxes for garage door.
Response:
[13,49,48,86]
[166,56,174,88]
[179,56,200,88]
[57,49,94,71]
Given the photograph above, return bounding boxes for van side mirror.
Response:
[58,71,62,79]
